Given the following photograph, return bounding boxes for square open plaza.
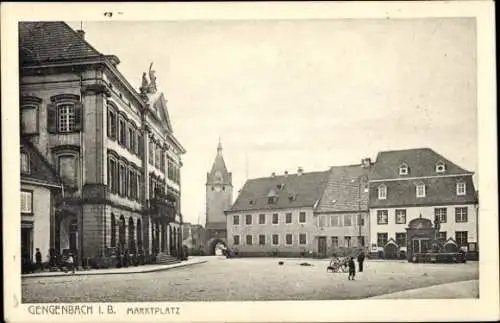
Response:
[18,20,480,302]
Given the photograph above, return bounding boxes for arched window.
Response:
[119,215,126,250]
[378,184,387,200]
[128,217,135,252]
[110,214,116,247]
[136,218,142,249]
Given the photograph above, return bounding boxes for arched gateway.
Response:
[207,237,227,256]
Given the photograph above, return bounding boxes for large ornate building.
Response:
[205,140,233,254]
[19,21,185,266]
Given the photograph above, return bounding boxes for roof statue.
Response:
[139,62,158,95]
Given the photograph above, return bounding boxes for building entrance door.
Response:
[412,238,430,254]
[21,227,33,262]
[318,236,327,258]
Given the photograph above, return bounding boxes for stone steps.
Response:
[156,253,181,265]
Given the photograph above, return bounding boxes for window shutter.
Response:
[47,104,57,133]
[114,164,119,194]
[74,102,83,131]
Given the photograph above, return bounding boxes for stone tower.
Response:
[205,139,233,253]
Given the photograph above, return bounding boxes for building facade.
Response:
[19,22,185,265]
[205,141,232,254]
[225,169,329,257]
[368,148,478,259]
[313,161,372,258]
[20,137,63,269]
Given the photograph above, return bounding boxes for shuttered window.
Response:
[21,190,33,214]
[47,96,82,134]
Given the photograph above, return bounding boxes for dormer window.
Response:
[436,162,446,173]
[416,183,426,198]
[378,185,387,200]
[276,183,285,190]
[457,182,466,196]
[268,197,277,204]
[399,163,409,176]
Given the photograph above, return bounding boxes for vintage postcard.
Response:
[2,1,498,322]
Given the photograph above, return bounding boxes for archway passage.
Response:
[207,238,227,255]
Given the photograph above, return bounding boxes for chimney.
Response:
[361,158,371,169]
[76,30,85,39]
[297,167,303,176]
[284,171,288,177]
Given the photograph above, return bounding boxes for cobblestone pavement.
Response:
[22,257,478,302]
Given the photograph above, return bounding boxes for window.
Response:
[455,231,468,247]
[21,152,30,174]
[47,95,82,134]
[377,210,388,225]
[358,216,365,226]
[344,214,352,226]
[395,209,406,224]
[110,214,116,247]
[330,215,340,227]
[319,215,327,227]
[107,156,118,193]
[331,236,339,248]
[378,185,387,200]
[436,162,446,173]
[358,236,365,247]
[299,233,307,245]
[299,212,306,223]
[233,215,239,225]
[377,233,388,247]
[245,214,252,225]
[455,207,468,223]
[416,183,426,198]
[155,145,161,169]
[399,163,408,175]
[137,133,143,158]
[259,214,265,224]
[272,213,279,224]
[58,104,76,133]
[286,234,293,245]
[107,107,117,139]
[128,127,135,151]
[259,235,265,245]
[344,236,351,247]
[285,213,292,224]
[457,182,466,196]
[233,235,240,245]
[268,196,277,204]
[119,164,126,196]
[58,155,77,187]
[395,232,407,247]
[118,118,127,146]
[246,235,252,245]
[20,190,33,214]
[438,232,447,242]
[272,234,279,245]
[21,104,39,135]
[435,208,447,223]
[148,140,154,165]
[128,169,135,199]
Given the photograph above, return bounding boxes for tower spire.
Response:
[217,137,223,153]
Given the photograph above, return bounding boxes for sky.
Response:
[67,19,477,226]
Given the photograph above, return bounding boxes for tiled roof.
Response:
[370,148,472,180]
[19,22,103,65]
[315,164,372,213]
[21,137,62,187]
[228,170,330,212]
[369,175,477,208]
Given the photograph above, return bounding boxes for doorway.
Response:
[412,238,430,254]
[21,226,33,262]
[318,236,327,258]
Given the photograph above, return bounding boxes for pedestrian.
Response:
[66,253,75,273]
[357,251,365,273]
[348,256,356,280]
[35,248,42,271]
